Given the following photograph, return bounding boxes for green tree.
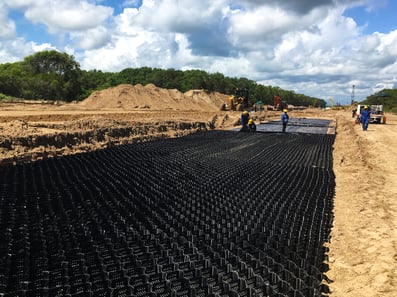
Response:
[207,72,232,93]
[79,69,112,100]
[23,50,82,101]
[0,51,329,106]
[182,70,210,91]
[112,68,143,85]
[0,62,25,97]
[364,89,397,112]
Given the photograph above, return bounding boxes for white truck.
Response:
[357,104,386,124]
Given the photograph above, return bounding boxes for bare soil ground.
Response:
[329,111,397,296]
[0,84,396,296]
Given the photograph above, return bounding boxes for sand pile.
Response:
[79,84,229,111]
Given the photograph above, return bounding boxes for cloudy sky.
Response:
[1,0,396,104]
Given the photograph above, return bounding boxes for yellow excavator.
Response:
[220,88,249,111]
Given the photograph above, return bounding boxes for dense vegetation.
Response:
[361,89,397,113]
[1,50,394,110]
[0,51,81,102]
[0,50,324,107]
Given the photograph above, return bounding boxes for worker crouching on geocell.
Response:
[281,109,289,132]
[248,118,256,132]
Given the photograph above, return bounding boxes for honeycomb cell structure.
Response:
[0,130,335,297]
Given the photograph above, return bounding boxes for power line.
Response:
[351,85,355,105]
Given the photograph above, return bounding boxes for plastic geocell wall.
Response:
[0,130,335,297]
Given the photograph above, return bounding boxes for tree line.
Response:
[362,89,397,113]
[0,50,326,107]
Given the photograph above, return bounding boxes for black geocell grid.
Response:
[0,130,335,297]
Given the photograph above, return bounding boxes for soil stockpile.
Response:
[79,84,228,111]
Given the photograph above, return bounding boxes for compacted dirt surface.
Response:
[329,111,397,296]
[0,84,396,296]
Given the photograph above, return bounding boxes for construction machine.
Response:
[356,104,386,124]
[273,96,288,111]
[220,88,249,111]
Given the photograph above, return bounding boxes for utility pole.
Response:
[351,85,355,105]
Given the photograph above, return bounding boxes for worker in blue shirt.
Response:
[360,105,371,131]
[281,109,289,132]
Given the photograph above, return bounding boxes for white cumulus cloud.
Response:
[0,0,396,101]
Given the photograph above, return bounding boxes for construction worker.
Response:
[361,105,371,131]
[248,118,256,132]
[352,108,357,118]
[240,110,250,131]
[281,109,289,132]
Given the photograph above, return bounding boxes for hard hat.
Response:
[243,110,248,114]
[364,105,368,109]
[283,109,288,112]
[248,119,253,124]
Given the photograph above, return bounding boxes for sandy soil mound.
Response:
[79,84,229,111]
[0,84,247,164]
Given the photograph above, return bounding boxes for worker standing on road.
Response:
[361,105,371,131]
[240,110,250,131]
[281,109,289,132]
[248,118,256,132]
[352,108,357,118]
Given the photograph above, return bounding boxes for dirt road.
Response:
[329,111,397,296]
